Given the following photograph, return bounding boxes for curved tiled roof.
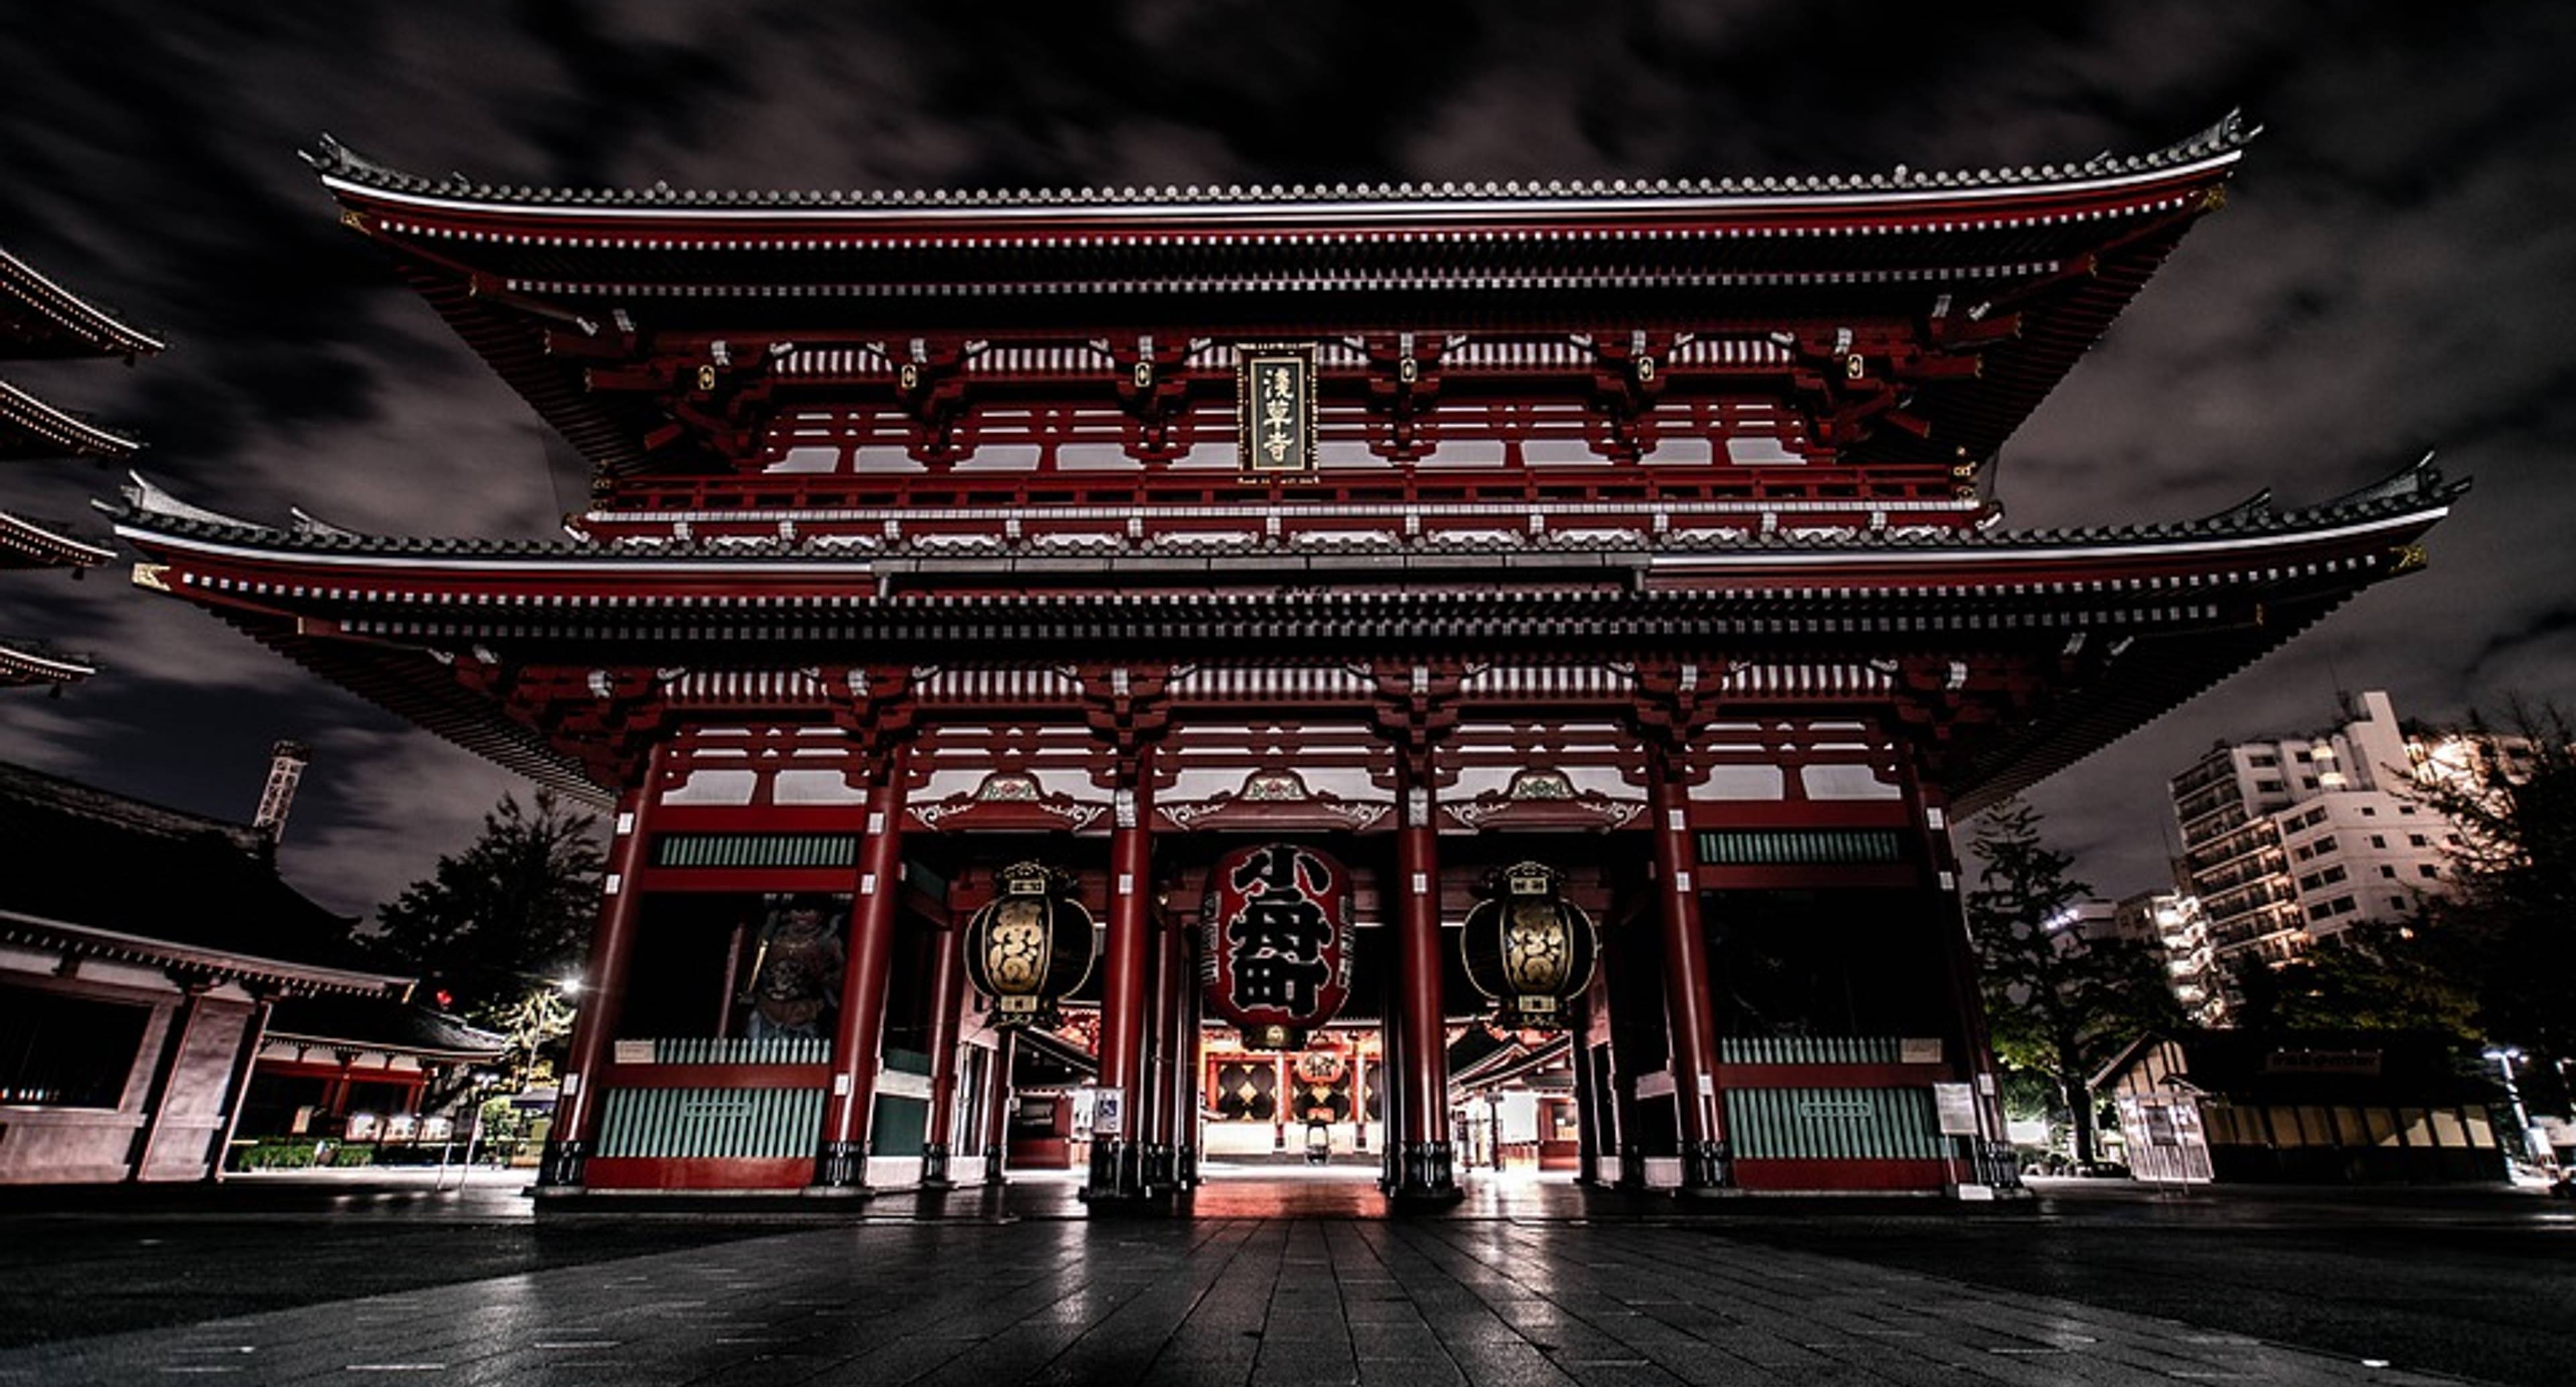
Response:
[103,454,2463,565]
[0,507,115,569]
[0,638,95,687]
[0,378,141,459]
[307,114,2255,215]
[268,995,508,1060]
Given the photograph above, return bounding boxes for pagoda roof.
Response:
[105,457,2464,814]
[309,114,2251,221]
[0,245,166,360]
[0,759,400,997]
[0,377,142,459]
[309,119,2254,482]
[0,637,95,688]
[0,506,115,569]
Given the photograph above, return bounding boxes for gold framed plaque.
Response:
[1235,341,1318,478]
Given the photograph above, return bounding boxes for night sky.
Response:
[2,3,2569,918]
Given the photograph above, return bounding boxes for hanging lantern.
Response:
[1460,861,1597,1030]
[1291,1046,1350,1123]
[1200,842,1354,1050]
[963,861,1095,1028]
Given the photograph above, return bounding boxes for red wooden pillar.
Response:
[982,1030,1015,1186]
[1172,932,1202,1186]
[1265,1053,1283,1152]
[918,907,967,1186]
[541,739,667,1188]
[1391,763,1458,1201]
[816,743,908,1188]
[1906,768,2017,1193]
[1650,751,1729,1190]
[1377,970,1405,1190]
[1085,748,1155,1201]
[1138,907,1183,1191]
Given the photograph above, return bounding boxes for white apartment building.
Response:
[2114,889,2224,1025]
[2168,691,2466,983]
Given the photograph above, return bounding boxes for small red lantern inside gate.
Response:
[1200,842,1354,1050]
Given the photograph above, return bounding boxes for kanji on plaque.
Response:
[1234,343,1316,476]
[1200,842,1353,1048]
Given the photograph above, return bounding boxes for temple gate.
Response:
[111,114,2461,1207]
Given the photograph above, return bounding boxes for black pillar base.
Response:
[1388,1140,1460,1204]
[1614,1144,1646,1189]
[1680,1140,1732,1192]
[920,1142,952,1188]
[815,1140,866,1189]
[537,1138,588,1189]
[1138,1142,1177,1192]
[1082,1137,1142,1201]
[982,1148,1007,1186]
[1176,1144,1199,1189]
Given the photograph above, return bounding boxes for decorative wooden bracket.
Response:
[1368,659,1465,786]
[1363,334,1446,461]
[1584,331,1674,461]
[893,339,971,465]
[454,655,672,790]
[1625,658,1730,786]
[1078,663,1177,787]
[1110,337,1193,462]
[822,664,920,783]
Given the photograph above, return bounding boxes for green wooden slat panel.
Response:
[1723,1087,1949,1160]
[641,1036,829,1064]
[597,1086,826,1158]
[1719,1036,1902,1064]
[651,833,859,869]
[1695,830,1902,866]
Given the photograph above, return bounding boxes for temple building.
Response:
[108,114,2465,1206]
[0,759,409,1182]
[0,244,161,689]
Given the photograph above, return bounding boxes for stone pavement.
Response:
[0,1202,2485,1386]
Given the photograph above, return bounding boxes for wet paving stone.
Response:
[0,1175,2545,1385]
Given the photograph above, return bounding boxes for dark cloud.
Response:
[1,1,2569,913]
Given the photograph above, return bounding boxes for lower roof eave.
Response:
[0,909,414,999]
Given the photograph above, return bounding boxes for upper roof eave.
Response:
[307,113,2255,231]
[0,247,168,359]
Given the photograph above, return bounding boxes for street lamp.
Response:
[2482,1046,2534,1166]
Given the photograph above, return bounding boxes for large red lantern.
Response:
[1199,842,1354,1050]
[1460,861,1597,1030]
[963,861,1095,1028]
